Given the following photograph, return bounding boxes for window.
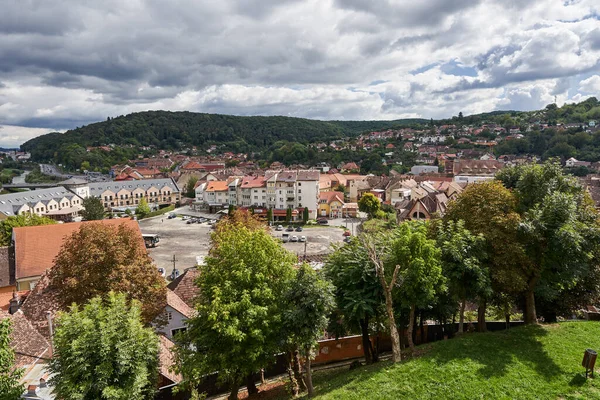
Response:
[171,327,187,338]
[299,196,302,201]
[298,182,301,186]
[167,312,173,321]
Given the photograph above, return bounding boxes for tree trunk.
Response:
[287,352,299,397]
[407,304,416,351]
[359,317,373,364]
[524,277,539,324]
[477,299,487,332]
[246,375,258,396]
[505,313,510,330]
[305,347,315,397]
[294,350,306,392]
[458,297,466,334]
[420,310,425,345]
[383,288,402,362]
[260,369,266,385]
[229,382,240,400]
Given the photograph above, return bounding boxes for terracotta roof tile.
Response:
[14,219,144,281]
[167,268,200,308]
[166,289,194,319]
[158,335,182,384]
[19,274,61,339]
[0,309,51,370]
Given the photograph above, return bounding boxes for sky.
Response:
[0,0,599,147]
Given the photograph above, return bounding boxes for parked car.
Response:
[276,225,284,231]
[299,235,307,242]
[295,226,303,232]
[286,225,294,231]
[317,219,329,225]
[157,267,166,277]
[343,231,351,237]
[167,213,176,219]
[186,219,193,224]
[290,235,299,242]
[282,233,290,243]
[170,269,180,280]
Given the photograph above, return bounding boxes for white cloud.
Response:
[579,75,600,93]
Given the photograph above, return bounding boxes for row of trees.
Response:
[325,160,600,364]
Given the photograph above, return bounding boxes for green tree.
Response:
[444,180,526,332]
[0,214,56,246]
[325,239,384,365]
[175,218,296,399]
[80,160,91,171]
[282,265,335,396]
[286,207,292,223]
[80,196,105,220]
[332,184,347,194]
[266,208,273,224]
[497,161,600,323]
[48,293,159,400]
[302,207,309,223]
[388,222,443,350]
[435,220,489,334]
[0,319,23,400]
[136,198,151,218]
[358,193,380,218]
[49,222,167,323]
[183,176,198,198]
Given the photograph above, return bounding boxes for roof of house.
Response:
[166,289,194,319]
[319,191,345,205]
[13,219,143,281]
[453,159,504,176]
[205,181,229,192]
[167,268,200,308]
[19,274,60,339]
[158,335,183,385]
[240,176,266,189]
[0,309,51,369]
[87,178,180,196]
[0,247,12,289]
[296,170,320,181]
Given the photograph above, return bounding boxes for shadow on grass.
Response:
[569,373,588,387]
[430,324,563,380]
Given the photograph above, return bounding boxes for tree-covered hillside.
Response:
[21,111,422,164]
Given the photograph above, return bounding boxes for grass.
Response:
[140,204,175,219]
[304,322,600,400]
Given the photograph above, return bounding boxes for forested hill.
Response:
[20,111,427,161]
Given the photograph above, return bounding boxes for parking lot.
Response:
[138,208,350,280]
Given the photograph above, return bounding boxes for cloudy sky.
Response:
[1,0,599,147]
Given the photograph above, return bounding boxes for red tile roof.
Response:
[0,309,51,370]
[14,219,144,281]
[166,289,194,319]
[319,191,345,205]
[158,335,182,385]
[167,268,200,308]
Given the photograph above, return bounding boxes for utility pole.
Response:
[171,254,179,279]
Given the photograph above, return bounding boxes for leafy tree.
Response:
[358,193,381,218]
[49,222,167,323]
[333,184,347,194]
[48,293,159,400]
[388,222,443,350]
[266,208,273,224]
[302,207,309,223]
[175,218,296,399]
[497,161,600,323]
[324,239,383,365]
[0,319,23,400]
[286,207,292,223]
[183,176,198,198]
[435,220,489,334]
[0,213,56,246]
[80,196,105,220]
[444,180,526,332]
[282,265,334,396]
[136,198,151,218]
[215,209,265,233]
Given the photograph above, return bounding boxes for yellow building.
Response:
[318,191,345,218]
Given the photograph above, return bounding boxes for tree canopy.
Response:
[0,319,23,400]
[358,193,381,218]
[0,213,56,246]
[48,293,159,400]
[80,196,105,220]
[48,222,166,323]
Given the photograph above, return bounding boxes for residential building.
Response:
[12,219,144,291]
[452,159,504,183]
[411,165,439,175]
[0,187,84,220]
[566,157,592,168]
[87,178,180,211]
[203,181,229,208]
[318,191,345,218]
[155,290,194,340]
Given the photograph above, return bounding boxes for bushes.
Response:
[139,205,175,219]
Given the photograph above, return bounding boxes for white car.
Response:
[290,235,299,242]
[157,267,166,277]
[299,235,307,242]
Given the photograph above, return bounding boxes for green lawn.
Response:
[309,322,600,400]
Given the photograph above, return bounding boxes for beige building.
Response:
[87,178,181,211]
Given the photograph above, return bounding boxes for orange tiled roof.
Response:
[167,268,200,308]
[166,289,194,319]
[205,181,229,192]
[319,191,345,204]
[1,309,51,369]
[14,219,144,281]
[158,335,183,384]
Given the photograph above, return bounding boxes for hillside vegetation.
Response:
[307,322,600,400]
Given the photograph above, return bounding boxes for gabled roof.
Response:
[158,335,183,385]
[240,176,266,189]
[205,181,229,192]
[19,274,60,339]
[0,309,51,369]
[296,170,320,181]
[453,159,504,176]
[167,268,200,308]
[319,191,345,205]
[14,219,144,281]
[166,289,194,319]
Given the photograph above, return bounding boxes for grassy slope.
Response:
[310,322,600,400]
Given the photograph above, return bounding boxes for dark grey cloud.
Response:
[0,0,598,146]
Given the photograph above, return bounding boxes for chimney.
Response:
[27,384,38,396]
[8,291,20,314]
